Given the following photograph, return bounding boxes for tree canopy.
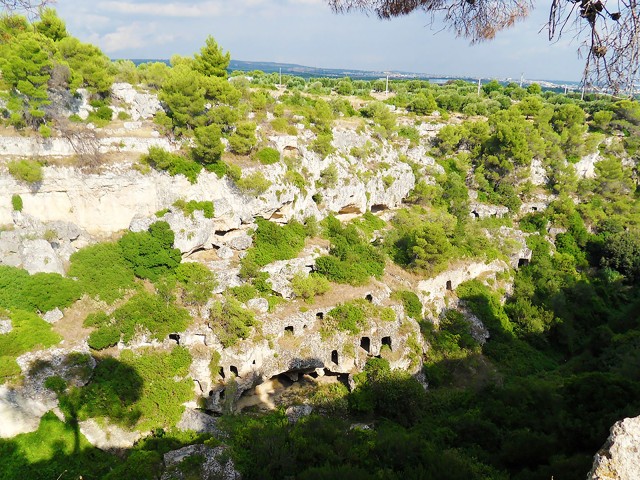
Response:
[327,0,640,95]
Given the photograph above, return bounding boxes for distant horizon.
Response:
[120,57,582,87]
[55,1,585,84]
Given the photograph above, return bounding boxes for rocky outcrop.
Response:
[417,260,510,315]
[589,415,640,480]
[79,419,142,450]
[0,133,175,158]
[0,212,90,274]
[162,444,241,480]
[111,83,162,121]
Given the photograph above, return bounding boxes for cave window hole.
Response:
[169,333,180,345]
[518,258,530,267]
[331,350,339,365]
[381,336,392,351]
[218,367,225,380]
[285,326,294,334]
[360,337,371,353]
[365,294,373,303]
[230,365,239,377]
[316,312,324,320]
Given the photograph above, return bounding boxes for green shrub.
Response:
[315,216,385,285]
[38,124,51,138]
[310,132,335,157]
[172,199,214,219]
[240,218,307,276]
[0,412,117,479]
[327,302,367,334]
[228,284,258,303]
[291,273,330,303]
[88,325,121,350]
[11,194,23,212]
[142,147,202,184]
[236,171,272,196]
[319,163,339,188]
[8,159,43,184]
[393,290,423,320]
[118,221,181,281]
[228,121,257,155]
[0,310,62,384]
[175,262,217,305]
[44,375,67,394]
[256,147,280,165]
[209,298,258,347]
[68,242,136,303]
[87,291,191,349]
[0,266,81,313]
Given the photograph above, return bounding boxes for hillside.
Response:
[0,10,639,480]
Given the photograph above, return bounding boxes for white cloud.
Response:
[100,1,225,17]
[98,22,176,53]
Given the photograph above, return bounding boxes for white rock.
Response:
[177,409,223,436]
[246,297,269,313]
[0,385,51,438]
[589,415,640,480]
[79,419,142,449]
[0,319,11,334]
[42,308,63,324]
[22,239,64,275]
[162,445,241,480]
[111,82,162,121]
[217,246,234,259]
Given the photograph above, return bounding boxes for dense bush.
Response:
[172,199,214,219]
[174,262,217,305]
[315,216,385,285]
[7,159,43,184]
[235,171,272,196]
[142,147,202,184]
[86,291,190,349]
[392,290,423,320]
[0,310,61,383]
[209,298,258,347]
[119,221,181,281]
[60,347,192,432]
[240,218,307,277]
[0,266,81,313]
[68,242,136,303]
[256,147,280,165]
[11,194,22,212]
[291,273,331,303]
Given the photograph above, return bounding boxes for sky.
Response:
[50,0,586,82]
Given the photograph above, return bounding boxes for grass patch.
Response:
[85,291,191,349]
[0,310,61,383]
[60,347,193,432]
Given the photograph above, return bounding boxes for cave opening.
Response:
[360,337,371,353]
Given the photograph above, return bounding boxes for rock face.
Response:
[417,260,510,314]
[0,212,89,274]
[162,444,241,480]
[589,416,640,480]
[111,83,162,121]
